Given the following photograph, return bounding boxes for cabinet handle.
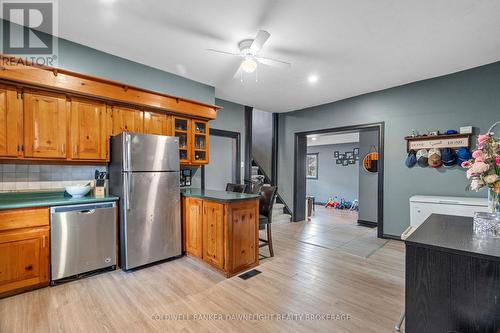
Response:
[61,144,66,155]
[42,235,47,248]
[25,264,33,271]
[73,144,78,156]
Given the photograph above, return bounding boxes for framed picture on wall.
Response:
[342,159,349,166]
[346,152,353,159]
[353,148,359,156]
[336,159,342,165]
[334,151,339,158]
[339,153,345,160]
[348,159,356,165]
[306,153,318,179]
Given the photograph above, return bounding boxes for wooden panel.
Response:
[23,92,68,158]
[184,197,203,258]
[0,55,219,120]
[0,226,50,296]
[0,207,49,232]
[165,115,173,136]
[143,111,168,136]
[202,201,225,269]
[112,106,144,135]
[229,200,259,273]
[70,99,107,160]
[0,85,20,157]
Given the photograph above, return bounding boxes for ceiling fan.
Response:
[207,30,291,80]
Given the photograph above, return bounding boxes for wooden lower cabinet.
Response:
[182,197,259,277]
[202,201,225,269]
[183,197,203,257]
[0,208,50,298]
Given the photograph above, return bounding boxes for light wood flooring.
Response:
[0,206,405,333]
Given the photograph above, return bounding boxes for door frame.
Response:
[202,128,242,189]
[293,122,386,238]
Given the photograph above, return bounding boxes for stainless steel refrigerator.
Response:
[109,132,181,270]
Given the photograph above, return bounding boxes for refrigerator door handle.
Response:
[124,173,131,211]
[125,133,132,171]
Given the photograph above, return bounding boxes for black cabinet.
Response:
[405,214,500,333]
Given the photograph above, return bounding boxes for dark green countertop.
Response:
[181,188,260,203]
[0,191,119,210]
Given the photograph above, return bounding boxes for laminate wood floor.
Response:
[0,207,405,333]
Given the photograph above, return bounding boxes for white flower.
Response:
[470,178,485,191]
[484,174,499,184]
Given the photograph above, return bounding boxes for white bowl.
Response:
[65,185,91,198]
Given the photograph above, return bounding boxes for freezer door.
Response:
[122,171,181,269]
[125,133,180,172]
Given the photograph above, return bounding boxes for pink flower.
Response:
[461,161,472,168]
[471,161,490,174]
[496,155,500,167]
[466,168,476,179]
[472,150,484,159]
[478,134,490,145]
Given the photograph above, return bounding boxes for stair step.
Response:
[273,214,292,223]
[274,203,285,210]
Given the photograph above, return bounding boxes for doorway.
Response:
[204,129,241,191]
[294,122,386,238]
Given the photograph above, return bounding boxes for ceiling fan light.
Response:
[241,58,257,73]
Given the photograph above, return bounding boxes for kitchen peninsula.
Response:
[181,189,260,277]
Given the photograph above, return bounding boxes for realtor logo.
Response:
[1,0,58,65]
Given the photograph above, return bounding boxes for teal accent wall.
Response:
[1,19,215,104]
[278,61,500,237]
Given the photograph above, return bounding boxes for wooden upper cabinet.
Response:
[23,92,68,159]
[144,111,170,136]
[0,85,21,157]
[173,116,191,164]
[70,99,108,161]
[111,106,144,135]
[202,201,225,270]
[191,120,209,164]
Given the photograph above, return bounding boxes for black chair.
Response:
[244,182,263,194]
[226,183,247,193]
[259,186,278,257]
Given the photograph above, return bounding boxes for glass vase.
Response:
[473,189,500,238]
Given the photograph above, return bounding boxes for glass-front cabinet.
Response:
[192,120,209,164]
[173,116,190,164]
[172,117,209,165]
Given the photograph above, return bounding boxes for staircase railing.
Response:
[249,157,292,216]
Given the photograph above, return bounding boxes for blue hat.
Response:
[445,130,458,135]
[441,148,456,167]
[405,150,417,168]
[456,147,471,166]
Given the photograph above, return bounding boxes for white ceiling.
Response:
[42,1,500,112]
[307,132,359,147]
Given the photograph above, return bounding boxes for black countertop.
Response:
[405,214,500,261]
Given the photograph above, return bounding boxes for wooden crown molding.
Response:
[0,54,221,120]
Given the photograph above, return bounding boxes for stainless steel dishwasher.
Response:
[50,202,117,284]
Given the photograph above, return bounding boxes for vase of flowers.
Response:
[462,122,500,236]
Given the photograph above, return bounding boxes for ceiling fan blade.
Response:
[233,62,243,79]
[250,30,271,53]
[206,49,240,57]
[256,56,291,69]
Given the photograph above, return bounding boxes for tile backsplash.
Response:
[0,164,107,192]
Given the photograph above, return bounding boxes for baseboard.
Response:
[357,219,378,227]
[381,234,402,241]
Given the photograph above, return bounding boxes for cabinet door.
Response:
[0,86,21,157]
[191,120,209,164]
[202,201,225,269]
[173,116,191,164]
[24,92,68,158]
[230,200,258,272]
[112,106,144,135]
[184,197,203,257]
[0,227,50,296]
[144,111,168,136]
[70,99,107,160]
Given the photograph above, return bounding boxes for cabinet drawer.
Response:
[0,208,49,232]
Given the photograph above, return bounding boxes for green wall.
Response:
[1,19,215,104]
[278,61,500,237]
